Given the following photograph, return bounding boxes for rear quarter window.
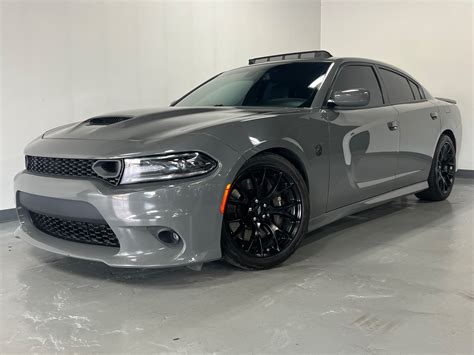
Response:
[409,80,422,100]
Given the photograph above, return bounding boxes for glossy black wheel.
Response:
[221,153,309,270]
[436,141,456,193]
[416,135,456,201]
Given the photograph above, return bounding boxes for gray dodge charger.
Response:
[14,50,462,270]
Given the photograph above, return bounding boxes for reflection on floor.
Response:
[1,179,473,353]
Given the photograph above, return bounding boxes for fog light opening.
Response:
[157,229,181,245]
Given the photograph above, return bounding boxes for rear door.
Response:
[326,64,400,211]
[378,68,441,188]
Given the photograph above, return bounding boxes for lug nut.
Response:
[255,199,259,203]
[263,203,267,208]
[248,207,253,212]
[253,217,257,221]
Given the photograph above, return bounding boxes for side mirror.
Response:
[328,88,370,107]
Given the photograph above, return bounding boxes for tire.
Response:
[221,153,309,270]
[415,135,456,201]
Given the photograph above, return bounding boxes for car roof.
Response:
[246,56,387,69]
[237,57,420,84]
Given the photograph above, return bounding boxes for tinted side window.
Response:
[409,80,421,100]
[331,65,383,107]
[380,69,415,104]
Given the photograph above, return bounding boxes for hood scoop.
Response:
[86,116,133,126]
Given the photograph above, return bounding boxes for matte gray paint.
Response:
[13,57,463,267]
[18,192,105,224]
[324,106,400,210]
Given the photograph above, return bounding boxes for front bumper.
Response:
[14,171,227,268]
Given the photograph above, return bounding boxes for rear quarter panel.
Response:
[435,99,463,170]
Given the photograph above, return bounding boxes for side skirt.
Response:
[308,181,428,232]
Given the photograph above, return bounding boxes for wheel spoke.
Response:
[276,228,292,241]
[269,201,299,211]
[257,234,264,256]
[227,199,247,206]
[446,147,454,160]
[439,173,448,192]
[246,236,255,253]
[439,144,447,162]
[264,172,283,199]
[250,172,261,198]
[246,224,257,252]
[277,182,295,195]
[268,201,300,221]
[261,222,280,252]
[225,217,244,223]
[260,168,267,187]
[272,211,298,221]
[437,173,443,191]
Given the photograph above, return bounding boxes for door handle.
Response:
[430,112,439,120]
[387,121,399,131]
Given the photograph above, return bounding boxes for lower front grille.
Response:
[29,211,120,248]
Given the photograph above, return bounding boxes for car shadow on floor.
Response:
[290,196,455,264]
[21,194,455,288]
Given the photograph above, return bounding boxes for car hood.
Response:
[42,107,303,142]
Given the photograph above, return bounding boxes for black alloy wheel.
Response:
[436,140,456,194]
[416,135,456,201]
[221,153,309,270]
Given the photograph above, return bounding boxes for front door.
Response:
[326,64,400,211]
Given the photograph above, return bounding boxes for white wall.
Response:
[321,0,474,170]
[0,0,322,210]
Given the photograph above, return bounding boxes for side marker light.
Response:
[219,183,232,214]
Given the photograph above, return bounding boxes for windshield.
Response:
[175,62,332,108]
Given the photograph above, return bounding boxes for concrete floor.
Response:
[1,179,473,353]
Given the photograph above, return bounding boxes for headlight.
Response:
[120,152,217,184]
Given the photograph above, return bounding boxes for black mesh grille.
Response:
[26,156,122,185]
[30,211,120,248]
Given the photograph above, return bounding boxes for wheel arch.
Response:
[221,140,312,218]
[255,147,309,189]
[441,129,456,151]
